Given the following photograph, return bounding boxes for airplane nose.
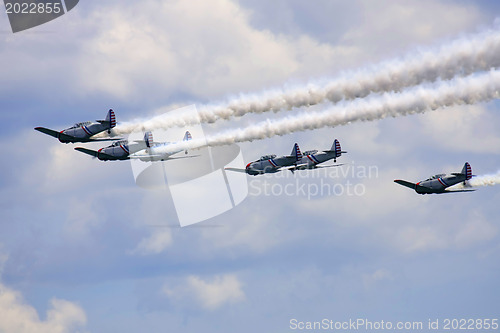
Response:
[246,163,251,170]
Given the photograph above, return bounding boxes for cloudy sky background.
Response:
[1,0,500,332]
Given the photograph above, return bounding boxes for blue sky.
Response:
[1,1,500,332]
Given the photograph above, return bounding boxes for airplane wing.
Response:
[74,147,118,160]
[164,155,199,160]
[86,137,123,142]
[285,163,344,171]
[34,127,73,141]
[35,127,60,138]
[313,163,345,169]
[224,167,247,173]
[284,163,308,170]
[444,189,476,193]
[129,154,198,160]
[394,179,417,190]
[35,127,121,142]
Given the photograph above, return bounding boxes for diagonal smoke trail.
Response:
[113,27,500,134]
[157,70,500,154]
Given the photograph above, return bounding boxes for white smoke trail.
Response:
[450,170,500,190]
[157,70,500,154]
[113,27,500,134]
[468,171,500,187]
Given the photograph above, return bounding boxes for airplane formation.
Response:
[225,139,346,175]
[35,111,478,194]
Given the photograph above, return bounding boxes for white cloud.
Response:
[74,0,485,103]
[342,0,482,58]
[363,268,394,289]
[163,274,245,310]
[419,104,500,153]
[0,284,87,333]
[132,229,173,255]
[73,0,356,100]
[0,247,86,333]
[390,210,498,253]
[453,212,498,249]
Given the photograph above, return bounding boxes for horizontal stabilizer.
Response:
[224,167,247,173]
[282,155,299,162]
[394,179,417,190]
[451,172,476,177]
[323,150,348,153]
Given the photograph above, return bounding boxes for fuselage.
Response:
[295,150,338,170]
[59,121,111,143]
[415,173,467,194]
[245,155,296,175]
[96,140,147,161]
[129,142,183,161]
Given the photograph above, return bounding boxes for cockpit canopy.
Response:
[70,121,92,129]
[259,154,276,161]
[303,150,318,156]
[110,140,128,147]
[426,173,446,181]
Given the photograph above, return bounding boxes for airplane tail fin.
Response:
[183,131,192,141]
[182,131,192,154]
[105,109,116,129]
[291,143,302,162]
[332,139,346,158]
[144,131,153,148]
[323,139,347,162]
[462,162,472,180]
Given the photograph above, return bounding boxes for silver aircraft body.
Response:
[128,131,193,162]
[225,143,303,176]
[74,131,153,161]
[35,109,118,143]
[287,139,346,172]
[394,162,475,194]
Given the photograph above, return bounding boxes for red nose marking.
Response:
[246,163,251,169]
